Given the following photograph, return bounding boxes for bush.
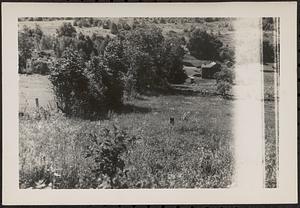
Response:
[19,115,138,189]
[56,22,77,37]
[18,30,34,73]
[76,33,98,61]
[122,25,167,92]
[163,37,187,84]
[187,29,223,60]
[31,59,51,75]
[219,47,235,63]
[50,49,124,118]
[18,25,43,73]
[40,35,54,50]
[50,48,90,116]
[103,20,111,29]
[215,68,235,97]
[160,18,166,24]
[53,36,76,58]
[122,23,131,30]
[110,23,118,35]
[83,125,137,188]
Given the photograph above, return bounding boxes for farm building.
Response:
[201,62,221,79]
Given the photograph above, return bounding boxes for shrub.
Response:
[163,37,187,84]
[56,22,77,37]
[103,20,111,29]
[187,29,223,60]
[18,29,34,73]
[160,18,166,24]
[215,68,235,97]
[31,59,51,75]
[110,23,118,35]
[18,25,43,73]
[40,35,54,50]
[122,23,131,30]
[122,25,167,92]
[219,47,235,63]
[49,48,90,116]
[76,33,98,61]
[83,125,137,188]
[53,36,76,58]
[50,49,124,118]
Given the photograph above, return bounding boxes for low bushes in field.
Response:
[215,68,235,98]
[19,116,138,189]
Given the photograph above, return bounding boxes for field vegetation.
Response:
[18,17,276,189]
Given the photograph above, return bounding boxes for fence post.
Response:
[35,98,39,108]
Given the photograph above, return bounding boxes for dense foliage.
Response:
[187,29,223,61]
[56,22,77,37]
[49,49,124,118]
[215,67,235,97]
[263,40,275,63]
[18,25,43,73]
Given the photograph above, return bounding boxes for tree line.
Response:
[18,21,237,117]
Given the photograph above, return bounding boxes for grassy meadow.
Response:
[19,74,234,189]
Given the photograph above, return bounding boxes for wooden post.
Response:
[35,98,39,108]
[170,117,175,125]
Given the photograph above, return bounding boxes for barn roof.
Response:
[201,61,217,68]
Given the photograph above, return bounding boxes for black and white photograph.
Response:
[17,15,281,189]
[2,2,297,205]
[18,16,237,189]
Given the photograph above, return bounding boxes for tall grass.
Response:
[19,95,234,189]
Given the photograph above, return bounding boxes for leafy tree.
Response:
[75,33,98,61]
[18,26,35,73]
[50,48,124,118]
[56,22,77,37]
[215,68,235,97]
[122,22,131,30]
[83,125,137,188]
[163,37,187,84]
[219,46,235,63]
[110,23,118,35]
[49,48,90,116]
[103,19,111,29]
[53,36,76,58]
[187,29,223,60]
[40,35,55,50]
[262,17,274,31]
[122,25,166,92]
[160,18,166,24]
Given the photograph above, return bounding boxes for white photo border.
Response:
[2,2,297,205]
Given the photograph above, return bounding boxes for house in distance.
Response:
[201,62,221,79]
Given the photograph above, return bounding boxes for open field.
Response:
[19,74,55,113]
[19,74,234,189]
